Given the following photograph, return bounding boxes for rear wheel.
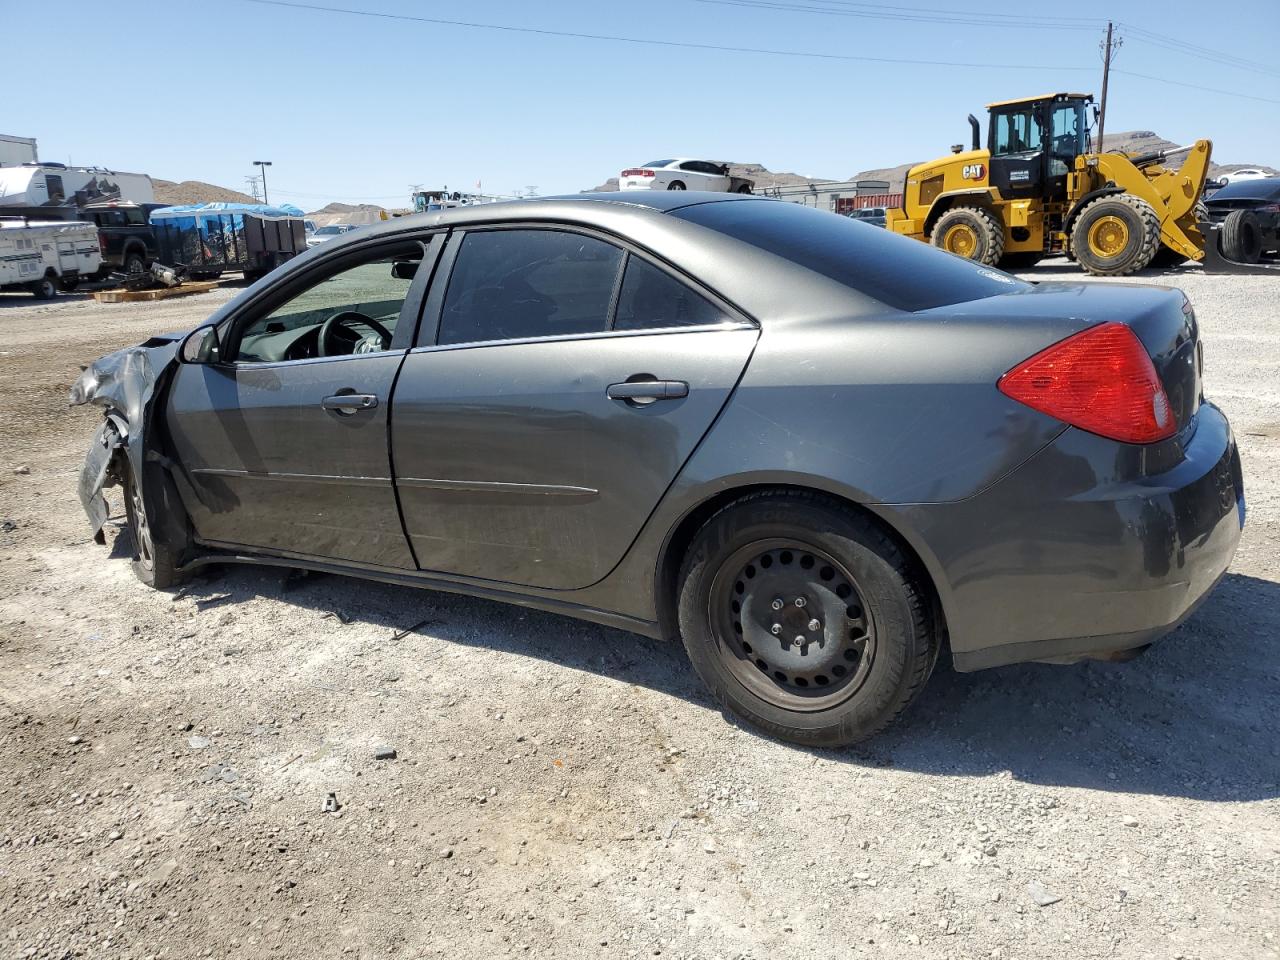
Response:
[667,181,686,191]
[676,491,937,747]
[1222,209,1263,264]
[28,276,57,299]
[122,468,184,589]
[123,251,147,278]
[931,206,1005,266]
[1071,195,1160,276]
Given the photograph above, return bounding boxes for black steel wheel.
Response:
[677,491,938,747]
[122,467,184,589]
[710,540,876,711]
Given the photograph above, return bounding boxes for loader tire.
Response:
[1071,195,1160,276]
[931,206,1004,266]
[1221,210,1263,265]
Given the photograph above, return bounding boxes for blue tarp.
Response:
[151,202,302,220]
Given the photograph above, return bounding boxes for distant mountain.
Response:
[152,179,257,205]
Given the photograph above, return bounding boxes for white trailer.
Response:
[0,163,154,210]
[0,218,102,298]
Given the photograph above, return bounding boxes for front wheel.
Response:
[677,492,937,747]
[1070,195,1160,276]
[122,468,184,589]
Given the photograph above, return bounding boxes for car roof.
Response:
[1207,177,1280,201]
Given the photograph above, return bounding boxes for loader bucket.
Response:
[1199,221,1280,275]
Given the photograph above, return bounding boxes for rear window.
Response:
[1208,178,1280,202]
[672,199,1027,311]
[643,160,676,168]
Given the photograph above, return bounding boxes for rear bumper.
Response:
[890,403,1244,671]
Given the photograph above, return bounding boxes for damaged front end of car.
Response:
[69,334,183,543]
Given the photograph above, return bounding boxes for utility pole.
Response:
[253,160,273,205]
[1097,22,1122,152]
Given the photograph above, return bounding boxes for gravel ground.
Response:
[1,263,1277,960]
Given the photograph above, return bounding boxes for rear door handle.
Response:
[606,380,689,402]
[322,393,379,414]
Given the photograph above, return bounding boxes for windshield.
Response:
[673,200,1027,311]
[316,225,345,235]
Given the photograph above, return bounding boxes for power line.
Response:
[1119,24,1280,79]
[240,0,1095,71]
[1112,69,1280,106]
[695,0,1100,30]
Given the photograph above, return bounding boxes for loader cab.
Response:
[987,93,1091,203]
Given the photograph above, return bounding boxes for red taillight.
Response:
[998,322,1175,444]
[621,168,656,178]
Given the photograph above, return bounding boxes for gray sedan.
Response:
[71,193,1244,747]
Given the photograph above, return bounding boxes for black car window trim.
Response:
[413,223,756,350]
[219,232,444,366]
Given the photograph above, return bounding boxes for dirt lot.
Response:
[1,266,1277,960]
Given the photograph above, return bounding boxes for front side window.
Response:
[993,109,1043,156]
[438,230,623,345]
[614,257,727,331]
[233,243,423,363]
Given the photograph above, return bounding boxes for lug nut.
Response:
[771,623,782,635]
[794,636,806,646]
[808,618,821,632]
[771,598,784,611]
[794,597,807,608]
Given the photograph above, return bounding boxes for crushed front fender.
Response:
[69,334,183,540]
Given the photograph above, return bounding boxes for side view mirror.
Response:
[180,325,221,364]
[391,260,420,280]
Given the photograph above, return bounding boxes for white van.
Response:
[0,218,102,298]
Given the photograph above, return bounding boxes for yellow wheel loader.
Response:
[886,92,1274,275]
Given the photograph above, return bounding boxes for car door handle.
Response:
[607,380,689,402]
[321,393,379,413]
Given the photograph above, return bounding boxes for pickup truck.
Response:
[80,202,167,278]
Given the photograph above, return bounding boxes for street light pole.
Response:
[253,160,273,205]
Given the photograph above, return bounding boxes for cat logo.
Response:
[962,163,986,181]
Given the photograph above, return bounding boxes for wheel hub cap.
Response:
[1088,215,1128,257]
[944,223,978,257]
[714,541,876,711]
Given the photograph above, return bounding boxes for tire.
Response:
[667,181,686,191]
[28,276,57,299]
[997,251,1044,270]
[676,491,938,747]
[123,251,147,278]
[1221,209,1263,265]
[930,206,1005,266]
[122,467,184,590]
[1070,194,1160,276]
[735,184,752,194]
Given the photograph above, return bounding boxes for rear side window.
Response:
[614,257,727,330]
[439,230,624,345]
[673,200,1027,311]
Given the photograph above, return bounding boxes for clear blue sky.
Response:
[5,0,1277,208]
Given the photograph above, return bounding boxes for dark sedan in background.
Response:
[1205,176,1280,264]
[71,193,1244,747]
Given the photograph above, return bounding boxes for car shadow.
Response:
[164,545,1279,803]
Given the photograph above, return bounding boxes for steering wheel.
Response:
[317,311,392,357]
